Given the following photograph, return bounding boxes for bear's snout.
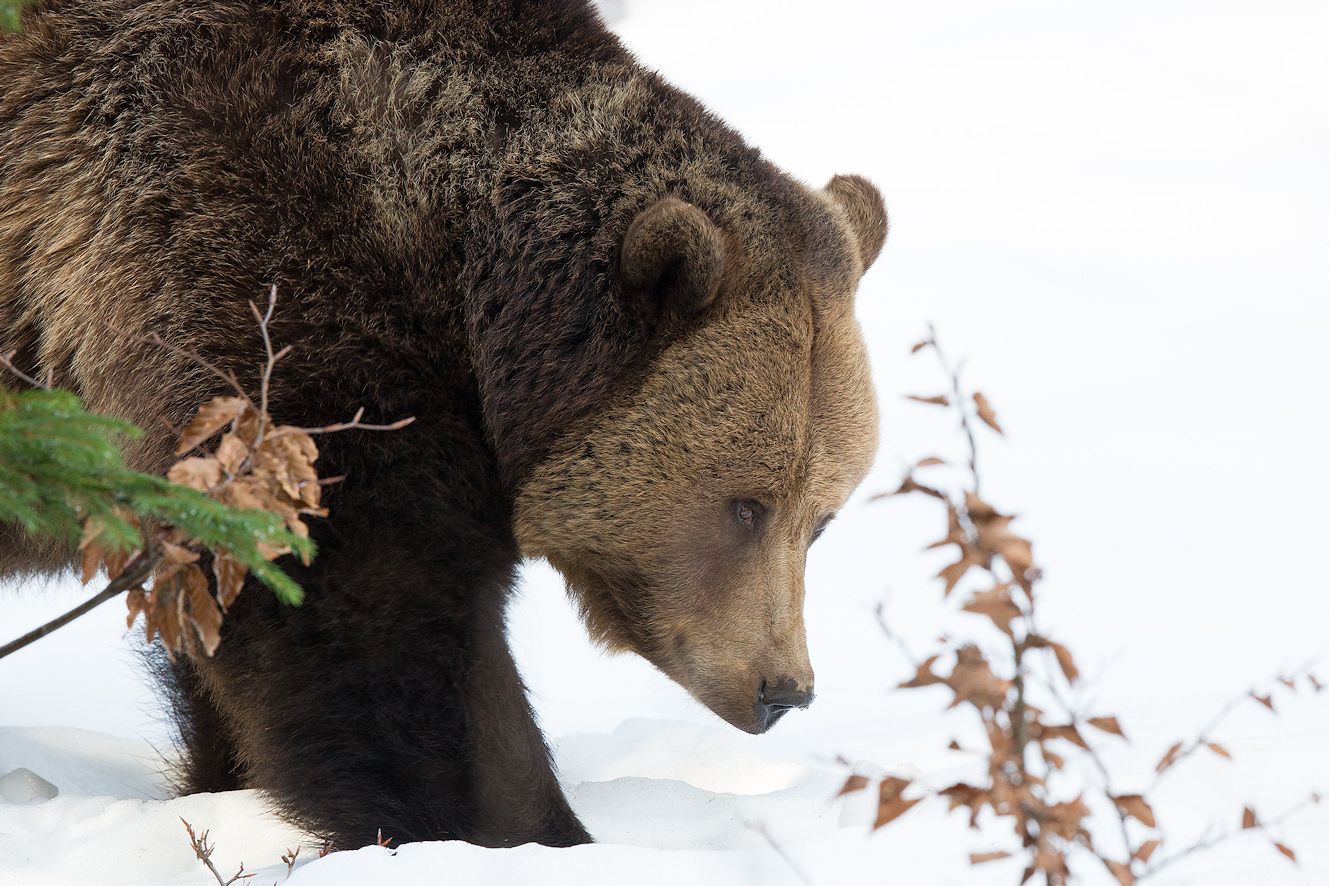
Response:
[753,676,816,734]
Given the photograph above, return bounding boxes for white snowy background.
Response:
[3,1,1327,883]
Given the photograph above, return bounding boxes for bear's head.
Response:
[515,175,885,734]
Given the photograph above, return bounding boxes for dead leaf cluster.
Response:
[78,366,324,659]
[838,329,1323,884]
[77,287,411,660]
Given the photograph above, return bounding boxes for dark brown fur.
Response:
[0,0,885,847]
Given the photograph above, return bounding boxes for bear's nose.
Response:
[755,677,815,732]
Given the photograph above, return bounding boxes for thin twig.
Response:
[123,329,253,406]
[1040,673,1137,867]
[0,350,51,390]
[247,285,280,454]
[1140,794,1321,880]
[1147,663,1317,793]
[283,407,417,436]
[282,846,300,878]
[0,546,160,661]
[873,600,923,667]
[181,818,253,886]
[923,325,981,494]
[750,820,813,886]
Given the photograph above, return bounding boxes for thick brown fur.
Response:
[0,0,886,848]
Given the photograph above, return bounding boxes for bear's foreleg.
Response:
[184,423,590,848]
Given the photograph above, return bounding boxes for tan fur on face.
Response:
[516,179,884,733]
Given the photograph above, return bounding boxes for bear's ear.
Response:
[824,174,888,273]
[620,197,726,320]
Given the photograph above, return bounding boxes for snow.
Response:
[3,0,1328,883]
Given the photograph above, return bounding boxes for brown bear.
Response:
[0,0,886,849]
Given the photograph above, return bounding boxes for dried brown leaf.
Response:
[1039,723,1091,751]
[1250,692,1276,712]
[1242,806,1258,829]
[926,507,968,553]
[1042,795,1092,841]
[146,569,186,659]
[973,391,1004,434]
[837,774,869,797]
[160,541,200,567]
[947,645,1013,710]
[222,478,266,512]
[167,456,222,492]
[1156,741,1184,773]
[212,553,247,611]
[906,394,950,406]
[1133,839,1161,863]
[125,588,148,629]
[232,408,263,447]
[964,493,1034,581]
[256,537,292,562]
[938,783,987,826]
[961,585,1021,636]
[878,776,911,804]
[1113,794,1157,828]
[1049,641,1080,683]
[874,796,921,830]
[969,851,1011,865]
[1273,841,1297,863]
[938,552,983,598]
[910,340,931,354]
[1206,741,1232,760]
[182,565,222,656]
[102,546,131,582]
[1105,859,1136,885]
[1087,716,1127,739]
[258,486,309,536]
[77,516,111,585]
[259,429,321,506]
[876,475,949,502]
[915,456,947,468]
[177,396,248,454]
[79,540,102,586]
[899,654,946,689]
[1032,843,1070,876]
[215,433,250,475]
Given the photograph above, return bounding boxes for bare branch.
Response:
[873,600,925,667]
[1140,794,1321,880]
[248,285,280,453]
[0,545,160,661]
[286,407,417,436]
[282,846,300,878]
[180,818,253,886]
[866,326,1322,885]
[748,820,813,886]
[1148,663,1318,792]
[124,329,253,407]
[922,324,982,494]
[0,349,51,390]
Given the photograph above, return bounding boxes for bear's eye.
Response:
[733,499,766,531]
[810,514,836,545]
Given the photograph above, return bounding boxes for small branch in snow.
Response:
[748,820,812,886]
[180,818,253,886]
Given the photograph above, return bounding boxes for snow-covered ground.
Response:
[3,1,1327,883]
